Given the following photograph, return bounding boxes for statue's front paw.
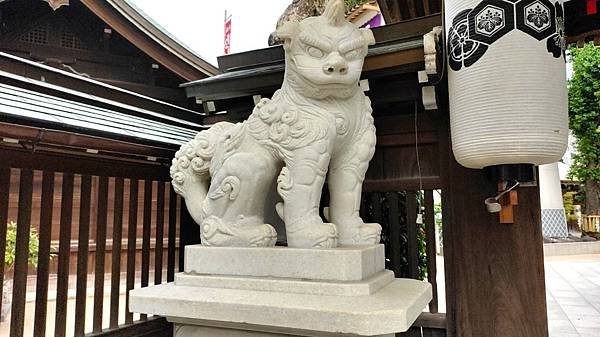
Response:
[357,222,382,245]
[249,224,278,247]
[337,220,381,246]
[287,221,338,248]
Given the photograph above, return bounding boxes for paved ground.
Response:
[435,254,600,337]
[545,255,600,337]
[0,256,598,336]
[0,272,151,336]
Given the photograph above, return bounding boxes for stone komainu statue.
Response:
[170,0,380,248]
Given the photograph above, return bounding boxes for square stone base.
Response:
[174,323,394,337]
[130,245,432,336]
[131,277,430,335]
[184,244,385,281]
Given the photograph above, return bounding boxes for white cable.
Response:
[415,100,424,224]
[415,100,423,193]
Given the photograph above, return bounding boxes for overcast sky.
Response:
[128,0,291,66]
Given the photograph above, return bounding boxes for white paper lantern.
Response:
[445,0,568,169]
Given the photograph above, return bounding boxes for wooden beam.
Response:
[414,312,447,329]
[85,317,172,337]
[0,52,201,119]
[441,137,548,336]
[364,48,424,72]
[364,177,441,191]
[0,147,170,181]
[0,123,178,159]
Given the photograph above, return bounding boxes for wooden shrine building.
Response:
[0,1,215,336]
[0,0,583,337]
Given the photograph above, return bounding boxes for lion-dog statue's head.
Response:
[276,0,376,99]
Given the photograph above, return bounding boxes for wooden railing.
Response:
[0,146,193,337]
[359,189,446,337]
[582,215,600,233]
[0,146,445,337]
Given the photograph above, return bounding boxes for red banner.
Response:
[588,0,597,14]
[224,15,232,55]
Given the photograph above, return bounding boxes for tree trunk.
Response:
[585,180,600,215]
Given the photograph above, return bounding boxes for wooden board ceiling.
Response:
[378,0,442,24]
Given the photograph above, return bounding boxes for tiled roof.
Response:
[0,72,202,146]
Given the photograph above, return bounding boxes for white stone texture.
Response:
[184,244,385,281]
[174,324,394,337]
[175,270,395,297]
[130,278,432,336]
[130,3,432,336]
[168,0,381,248]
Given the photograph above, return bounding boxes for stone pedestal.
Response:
[130,244,431,337]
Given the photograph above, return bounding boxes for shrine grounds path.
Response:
[1,249,599,337]
[435,248,600,337]
[545,254,600,337]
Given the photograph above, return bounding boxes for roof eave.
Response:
[80,0,218,81]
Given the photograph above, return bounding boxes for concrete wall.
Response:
[539,163,568,237]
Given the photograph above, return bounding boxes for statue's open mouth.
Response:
[296,74,356,88]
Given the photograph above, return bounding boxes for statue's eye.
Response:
[345,49,362,60]
[307,46,324,58]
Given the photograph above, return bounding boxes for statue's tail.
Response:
[170,122,234,225]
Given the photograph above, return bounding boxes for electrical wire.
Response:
[415,100,423,193]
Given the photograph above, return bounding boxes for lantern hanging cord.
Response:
[414,100,423,193]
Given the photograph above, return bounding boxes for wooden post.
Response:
[442,150,549,337]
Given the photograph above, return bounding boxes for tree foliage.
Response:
[4,221,39,270]
[344,0,369,9]
[568,43,600,213]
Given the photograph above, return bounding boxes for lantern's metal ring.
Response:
[485,181,520,213]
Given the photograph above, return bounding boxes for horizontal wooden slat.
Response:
[85,317,172,337]
[0,122,176,159]
[0,147,170,180]
[415,312,447,329]
[364,177,441,192]
[377,132,438,147]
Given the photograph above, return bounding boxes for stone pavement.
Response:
[1,256,599,337]
[545,255,600,337]
[435,254,600,337]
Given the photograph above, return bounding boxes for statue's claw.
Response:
[201,216,277,247]
[286,220,338,248]
[337,221,381,246]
